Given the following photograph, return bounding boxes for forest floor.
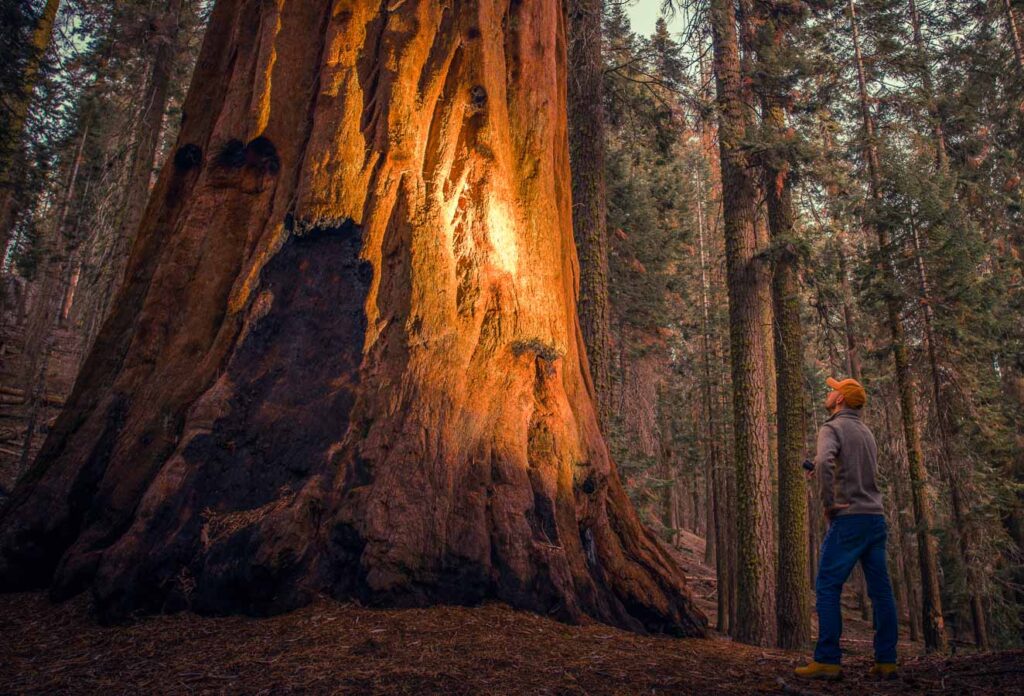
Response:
[2,537,1022,695]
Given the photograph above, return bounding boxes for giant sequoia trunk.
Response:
[0,0,706,636]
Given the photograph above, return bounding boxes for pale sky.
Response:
[625,0,684,36]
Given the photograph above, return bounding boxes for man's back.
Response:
[815,408,883,516]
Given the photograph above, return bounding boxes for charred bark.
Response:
[0,0,706,637]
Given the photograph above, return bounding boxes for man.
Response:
[795,377,898,681]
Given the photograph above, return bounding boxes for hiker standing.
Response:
[795,377,898,681]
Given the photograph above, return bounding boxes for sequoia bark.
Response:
[0,0,706,636]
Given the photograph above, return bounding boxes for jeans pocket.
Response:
[834,522,865,548]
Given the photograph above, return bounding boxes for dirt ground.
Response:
[2,591,1022,696]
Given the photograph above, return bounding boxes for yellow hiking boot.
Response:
[794,661,842,681]
[868,663,898,680]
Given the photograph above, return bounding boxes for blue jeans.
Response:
[814,514,898,665]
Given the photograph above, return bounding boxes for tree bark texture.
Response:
[1005,0,1024,74]
[908,218,989,649]
[753,1,812,649]
[566,0,611,429]
[0,0,61,259]
[81,0,186,353]
[765,109,811,651]
[711,0,778,647]
[0,0,707,636]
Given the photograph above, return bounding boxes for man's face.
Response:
[824,390,844,414]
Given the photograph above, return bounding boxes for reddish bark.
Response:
[0,0,706,636]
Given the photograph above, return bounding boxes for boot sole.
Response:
[795,672,843,681]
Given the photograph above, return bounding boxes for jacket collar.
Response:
[826,407,862,422]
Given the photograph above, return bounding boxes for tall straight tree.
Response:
[755,0,812,649]
[710,0,777,646]
[84,0,186,346]
[847,0,947,652]
[0,0,60,258]
[1005,0,1024,72]
[0,0,707,636]
[567,0,612,426]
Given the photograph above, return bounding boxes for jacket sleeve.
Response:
[815,424,840,510]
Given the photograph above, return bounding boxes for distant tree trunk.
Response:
[82,0,185,353]
[904,4,990,648]
[755,4,812,649]
[0,0,707,636]
[765,104,811,651]
[696,175,718,568]
[848,0,947,652]
[659,401,681,543]
[908,216,990,649]
[567,0,611,428]
[711,0,777,647]
[906,0,947,171]
[1005,0,1024,73]
[836,233,872,624]
[0,0,61,259]
[18,123,88,476]
[880,393,922,642]
[722,370,739,633]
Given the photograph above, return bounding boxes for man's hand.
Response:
[802,459,815,480]
[825,503,850,523]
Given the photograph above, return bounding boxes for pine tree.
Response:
[711,0,778,647]
[569,0,613,427]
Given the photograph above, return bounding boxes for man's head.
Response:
[825,377,867,414]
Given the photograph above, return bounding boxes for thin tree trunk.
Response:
[18,123,88,474]
[848,0,948,652]
[903,3,990,646]
[909,216,990,649]
[81,0,185,354]
[764,99,811,649]
[906,0,948,171]
[838,246,863,381]
[711,0,777,646]
[881,393,922,642]
[0,0,61,259]
[1005,0,1024,73]
[696,163,719,568]
[567,0,612,428]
